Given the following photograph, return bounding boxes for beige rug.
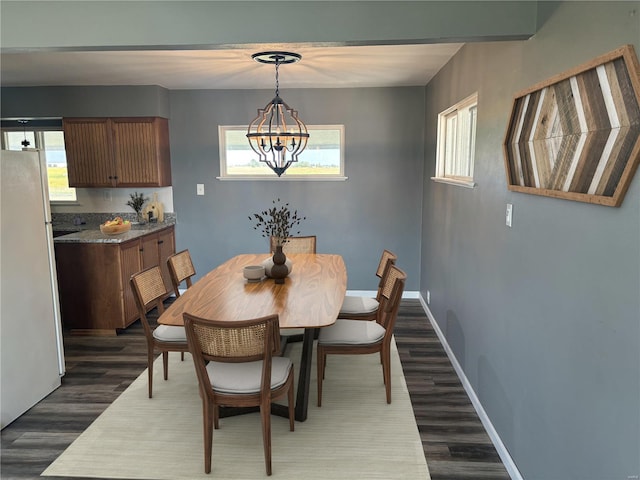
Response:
[43,339,429,479]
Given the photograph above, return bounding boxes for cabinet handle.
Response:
[158,240,164,245]
[139,248,143,252]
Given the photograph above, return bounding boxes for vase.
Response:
[270,245,289,284]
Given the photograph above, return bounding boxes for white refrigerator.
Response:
[1,149,66,429]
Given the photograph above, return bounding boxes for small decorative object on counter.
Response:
[142,192,164,223]
[249,198,305,283]
[126,192,149,224]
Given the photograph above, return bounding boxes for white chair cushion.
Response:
[206,357,292,395]
[319,319,386,346]
[153,325,187,342]
[339,295,379,315]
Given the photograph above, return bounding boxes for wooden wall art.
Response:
[503,44,640,207]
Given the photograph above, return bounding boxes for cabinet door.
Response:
[120,240,143,326]
[157,227,176,291]
[63,118,115,187]
[112,118,172,187]
[140,233,159,270]
[139,228,175,293]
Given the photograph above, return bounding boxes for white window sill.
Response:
[217,176,348,182]
[431,177,476,189]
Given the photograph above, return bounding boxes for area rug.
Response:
[43,339,429,479]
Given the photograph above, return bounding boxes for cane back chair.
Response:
[338,249,397,321]
[130,266,189,398]
[167,249,196,297]
[317,264,406,406]
[183,313,295,475]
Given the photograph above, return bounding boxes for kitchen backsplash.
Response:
[50,187,174,214]
[52,212,176,228]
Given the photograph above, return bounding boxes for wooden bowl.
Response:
[100,222,131,235]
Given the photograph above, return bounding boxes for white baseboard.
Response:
[417,294,523,480]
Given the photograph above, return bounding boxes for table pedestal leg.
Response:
[294,327,317,422]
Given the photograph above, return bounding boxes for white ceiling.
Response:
[0,43,463,90]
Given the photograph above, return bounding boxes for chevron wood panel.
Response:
[503,45,640,206]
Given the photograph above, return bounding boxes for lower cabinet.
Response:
[140,228,175,288]
[55,226,175,335]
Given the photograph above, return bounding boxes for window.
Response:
[432,93,478,188]
[219,125,345,180]
[2,126,76,202]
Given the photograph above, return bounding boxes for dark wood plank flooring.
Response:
[394,300,510,480]
[1,299,509,480]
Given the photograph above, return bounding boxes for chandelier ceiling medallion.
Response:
[246,51,309,177]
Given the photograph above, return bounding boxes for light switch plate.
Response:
[506,203,513,227]
[197,184,205,196]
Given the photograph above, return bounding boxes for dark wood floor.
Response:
[1,299,509,480]
[394,300,510,480]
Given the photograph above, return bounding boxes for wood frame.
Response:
[503,44,640,207]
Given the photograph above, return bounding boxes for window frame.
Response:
[432,93,478,188]
[218,124,347,181]
[1,126,78,203]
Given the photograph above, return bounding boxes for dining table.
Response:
[157,253,347,422]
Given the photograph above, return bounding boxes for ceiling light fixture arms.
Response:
[246,51,309,177]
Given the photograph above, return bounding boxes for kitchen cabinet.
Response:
[140,227,175,292]
[63,117,172,188]
[55,226,175,335]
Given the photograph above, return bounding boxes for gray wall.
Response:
[421,2,640,478]
[168,87,424,289]
[0,86,170,118]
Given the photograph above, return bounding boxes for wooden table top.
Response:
[158,253,347,329]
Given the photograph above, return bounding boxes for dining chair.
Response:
[130,266,189,398]
[167,249,196,297]
[338,249,397,321]
[317,264,406,406]
[183,312,295,476]
[270,235,316,254]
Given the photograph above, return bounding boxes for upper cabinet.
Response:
[63,117,172,188]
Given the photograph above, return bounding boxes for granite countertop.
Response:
[53,221,175,244]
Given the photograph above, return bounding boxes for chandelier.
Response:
[246,51,309,177]
[18,119,30,147]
